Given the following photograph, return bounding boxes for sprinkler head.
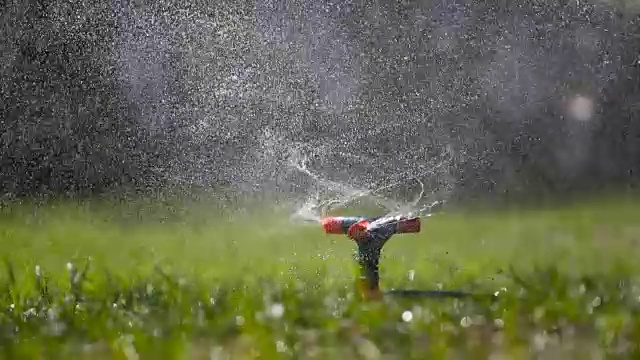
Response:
[321,216,368,235]
[347,220,369,242]
[321,217,344,234]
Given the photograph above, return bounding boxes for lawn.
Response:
[0,192,639,359]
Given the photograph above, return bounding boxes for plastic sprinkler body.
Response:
[321,215,421,300]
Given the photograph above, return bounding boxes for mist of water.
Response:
[105,0,633,212]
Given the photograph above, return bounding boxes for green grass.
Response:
[1,194,640,359]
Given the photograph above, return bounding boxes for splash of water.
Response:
[287,143,455,224]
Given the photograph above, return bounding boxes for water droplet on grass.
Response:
[269,303,285,318]
[579,283,587,294]
[401,310,413,322]
[276,340,287,353]
[532,332,548,351]
[407,270,415,282]
[460,316,472,328]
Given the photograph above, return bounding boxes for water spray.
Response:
[285,144,467,300]
[289,145,454,224]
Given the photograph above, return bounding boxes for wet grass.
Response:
[1,194,640,359]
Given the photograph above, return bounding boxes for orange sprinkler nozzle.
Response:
[322,217,344,234]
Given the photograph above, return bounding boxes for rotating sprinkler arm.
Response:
[321,212,424,301]
[317,180,452,301]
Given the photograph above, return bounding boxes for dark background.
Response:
[1,0,639,203]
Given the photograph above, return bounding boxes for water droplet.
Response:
[579,283,587,294]
[407,270,415,282]
[402,310,413,322]
[269,303,285,318]
[22,308,36,318]
[235,315,245,326]
[532,332,548,351]
[276,340,287,353]
[460,316,472,328]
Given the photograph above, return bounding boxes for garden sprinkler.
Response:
[319,210,481,301]
[316,179,447,301]
[315,175,484,301]
[294,149,480,300]
[321,213,421,300]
